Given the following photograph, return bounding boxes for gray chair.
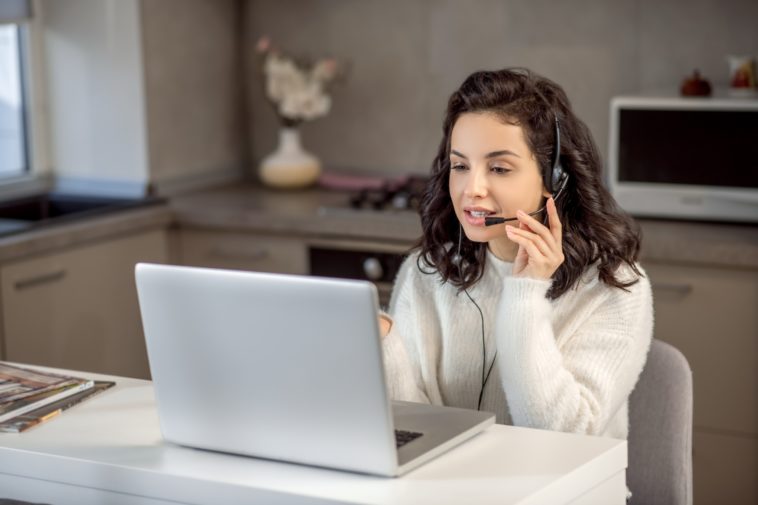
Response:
[628,339,693,505]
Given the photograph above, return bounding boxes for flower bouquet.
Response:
[255,36,348,188]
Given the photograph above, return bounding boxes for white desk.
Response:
[0,369,627,505]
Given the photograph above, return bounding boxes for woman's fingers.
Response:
[378,314,393,338]
[506,228,544,261]
[507,199,565,279]
[515,208,557,250]
[547,197,563,243]
[506,225,553,258]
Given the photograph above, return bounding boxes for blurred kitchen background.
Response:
[0,1,756,504]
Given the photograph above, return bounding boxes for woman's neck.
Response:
[487,237,518,262]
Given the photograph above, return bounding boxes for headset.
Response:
[484,115,569,226]
[545,115,569,197]
[453,226,493,411]
[458,112,567,410]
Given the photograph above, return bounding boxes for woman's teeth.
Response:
[469,210,490,218]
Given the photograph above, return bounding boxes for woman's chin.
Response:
[462,226,501,243]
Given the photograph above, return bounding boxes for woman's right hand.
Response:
[378,313,393,338]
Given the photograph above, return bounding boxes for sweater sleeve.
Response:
[380,255,433,404]
[496,266,653,436]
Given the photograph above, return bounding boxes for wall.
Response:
[38,0,245,196]
[35,0,758,190]
[42,0,150,195]
[140,0,246,193]
[244,0,758,176]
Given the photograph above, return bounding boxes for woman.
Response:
[379,68,653,444]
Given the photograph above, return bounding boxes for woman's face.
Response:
[448,112,550,258]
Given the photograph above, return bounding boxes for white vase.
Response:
[258,127,321,189]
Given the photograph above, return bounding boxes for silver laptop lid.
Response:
[135,263,397,475]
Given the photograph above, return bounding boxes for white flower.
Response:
[278,82,331,121]
[260,49,341,123]
[264,54,304,101]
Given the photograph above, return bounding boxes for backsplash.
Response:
[244,0,758,176]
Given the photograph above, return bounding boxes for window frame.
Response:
[0,0,51,194]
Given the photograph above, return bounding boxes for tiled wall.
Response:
[244,0,758,177]
[141,0,245,189]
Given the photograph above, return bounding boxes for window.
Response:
[0,23,27,177]
[0,0,32,179]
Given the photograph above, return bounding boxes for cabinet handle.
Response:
[15,269,67,291]
[207,247,269,262]
[362,257,384,281]
[651,282,693,296]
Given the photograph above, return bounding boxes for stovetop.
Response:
[345,175,428,212]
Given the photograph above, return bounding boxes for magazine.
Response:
[0,380,115,433]
[0,362,95,424]
[0,362,92,403]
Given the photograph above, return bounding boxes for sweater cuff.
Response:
[500,276,552,320]
[381,324,422,402]
[503,276,551,299]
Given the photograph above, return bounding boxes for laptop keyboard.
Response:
[395,429,423,448]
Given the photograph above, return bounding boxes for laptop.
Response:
[134,263,494,476]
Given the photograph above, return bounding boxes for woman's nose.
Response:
[464,168,488,198]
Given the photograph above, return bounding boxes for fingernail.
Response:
[517,210,525,216]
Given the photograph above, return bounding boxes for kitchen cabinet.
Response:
[644,261,758,505]
[174,229,308,274]
[692,431,757,505]
[174,229,411,306]
[1,229,168,379]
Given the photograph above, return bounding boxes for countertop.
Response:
[169,183,423,244]
[1,182,757,270]
[170,183,758,270]
[0,203,173,264]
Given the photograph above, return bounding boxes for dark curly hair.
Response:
[416,68,642,299]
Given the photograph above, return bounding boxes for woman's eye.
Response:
[491,166,511,175]
[451,163,467,171]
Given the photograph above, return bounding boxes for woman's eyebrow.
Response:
[450,149,521,159]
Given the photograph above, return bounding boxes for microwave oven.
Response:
[608,95,758,223]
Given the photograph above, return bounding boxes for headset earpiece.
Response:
[553,164,568,197]
[546,115,568,199]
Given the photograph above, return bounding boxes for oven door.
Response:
[308,242,409,308]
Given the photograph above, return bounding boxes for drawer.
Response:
[1,230,167,378]
[692,430,757,505]
[644,262,757,436]
[176,230,308,275]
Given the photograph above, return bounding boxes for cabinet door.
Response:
[644,261,758,505]
[176,229,308,274]
[692,431,758,505]
[1,230,168,379]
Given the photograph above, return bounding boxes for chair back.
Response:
[628,339,693,505]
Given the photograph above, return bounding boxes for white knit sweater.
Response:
[382,248,653,440]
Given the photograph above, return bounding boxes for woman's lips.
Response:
[463,209,494,226]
